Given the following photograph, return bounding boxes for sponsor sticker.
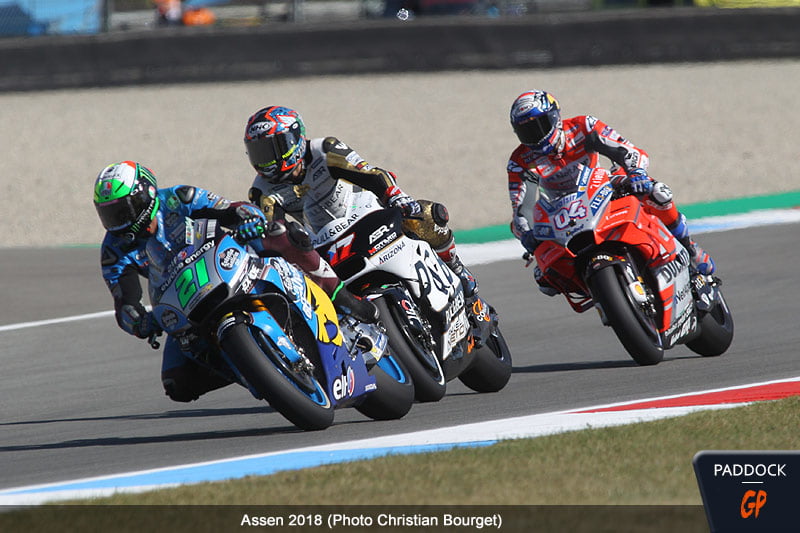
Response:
[219,248,241,270]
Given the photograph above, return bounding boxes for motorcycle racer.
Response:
[93,160,377,403]
[243,105,479,300]
[507,90,715,294]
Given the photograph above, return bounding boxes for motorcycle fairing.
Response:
[148,218,376,409]
[594,195,695,337]
[324,209,457,313]
[321,207,468,363]
[533,167,699,344]
[256,257,375,406]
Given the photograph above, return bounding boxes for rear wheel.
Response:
[355,352,415,420]
[374,297,447,402]
[458,327,512,393]
[686,289,734,357]
[588,265,664,366]
[220,322,334,431]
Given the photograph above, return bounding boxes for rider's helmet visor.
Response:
[97,186,154,235]
[246,129,302,182]
[515,110,558,146]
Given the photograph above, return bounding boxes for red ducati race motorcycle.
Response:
[529,165,734,365]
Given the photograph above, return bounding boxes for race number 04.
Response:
[553,201,587,230]
[176,257,210,308]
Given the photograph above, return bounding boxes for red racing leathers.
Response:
[507,115,680,241]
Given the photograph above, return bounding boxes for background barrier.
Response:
[1,7,799,91]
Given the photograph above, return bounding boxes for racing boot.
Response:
[668,214,715,275]
[435,238,478,298]
[331,281,380,324]
[445,253,478,298]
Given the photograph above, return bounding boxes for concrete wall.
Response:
[2,7,799,92]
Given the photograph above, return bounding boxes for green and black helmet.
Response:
[93,161,160,237]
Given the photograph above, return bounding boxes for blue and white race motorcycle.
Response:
[145,217,414,431]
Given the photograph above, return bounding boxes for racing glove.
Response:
[625,168,654,195]
[384,185,422,217]
[119,304,162,339]
[234,216,267,248]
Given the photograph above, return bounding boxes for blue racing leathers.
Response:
[99,185,263,397]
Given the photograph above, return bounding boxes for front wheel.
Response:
[686,289,734,357]
[355,352,415,420]
[587,265,664,366]
[458,327,513,393]
[220,322,334,431]
[374,297,447,402]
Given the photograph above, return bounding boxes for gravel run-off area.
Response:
[1,59,797,248]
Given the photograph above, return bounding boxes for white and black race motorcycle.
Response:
[310,192,512,402]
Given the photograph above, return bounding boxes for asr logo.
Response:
[740,489,767,519]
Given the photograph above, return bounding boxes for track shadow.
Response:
[0,424,304,452]
[513,359,639,373]
[0,406,275,428]
[0,407,379,452]
[512,352,702,372]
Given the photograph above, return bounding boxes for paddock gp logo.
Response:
[694,451,799,533]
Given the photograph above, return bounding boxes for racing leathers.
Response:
[507,115,715,290]
[100,185,357,402]
[248,136,478,296]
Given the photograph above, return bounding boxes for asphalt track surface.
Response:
[1,221,798,491]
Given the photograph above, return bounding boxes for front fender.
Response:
[217,310,305,366]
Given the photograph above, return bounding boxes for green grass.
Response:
[5,398,798,531]
[58,397,800,505]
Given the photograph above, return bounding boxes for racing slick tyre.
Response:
[374,297,447,402]
[458,328,513,393]
[686,289,734,357]
[588,265,664,366]
[220,322,335,431]
[355,352,415,420]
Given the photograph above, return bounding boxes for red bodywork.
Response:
[533,171,681,333]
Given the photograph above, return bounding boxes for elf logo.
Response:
[332,367,356,400]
